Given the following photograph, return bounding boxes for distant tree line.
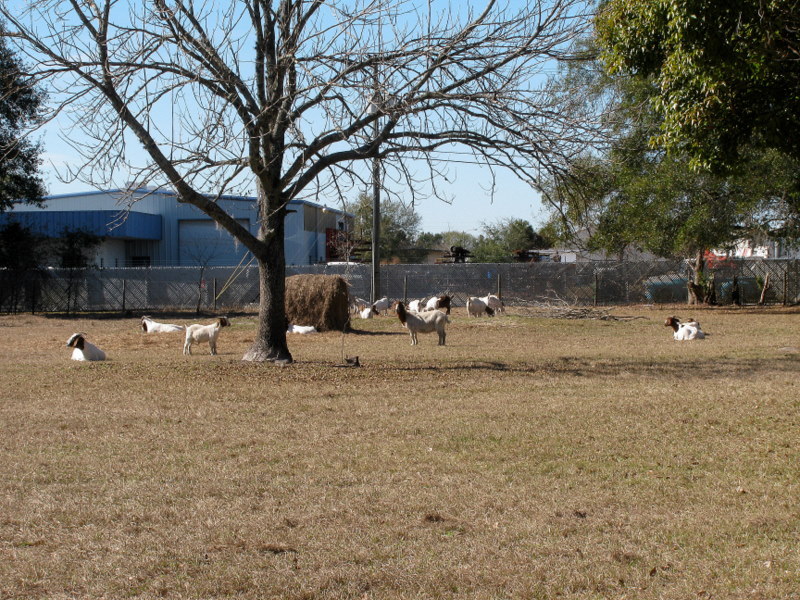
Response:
[345,191,554,264]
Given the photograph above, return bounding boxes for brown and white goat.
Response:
[183,317,230,355]
[423,294,452,315]
[395,301,449,346]
[66,333,106,361]
[141,315,185,333]
[664,316,706,340]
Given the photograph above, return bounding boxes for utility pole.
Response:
[371,62,381,304]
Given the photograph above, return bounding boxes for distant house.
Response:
[0,188,353,267]
[730,239,800,259]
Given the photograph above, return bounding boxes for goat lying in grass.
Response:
[395,301,449,346]
[141,315,185,333]
[66,333,106,361]
[664,316,706,340]
[183,317,230,355]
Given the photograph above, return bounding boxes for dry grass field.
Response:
[1,305,799,599]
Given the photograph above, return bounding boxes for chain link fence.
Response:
[1,259,798,314]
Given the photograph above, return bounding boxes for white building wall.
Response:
[94,239,127,268]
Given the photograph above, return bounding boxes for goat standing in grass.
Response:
[423,294,452,314]
[408,298,425,313]
[372,297,391,315]
[66,333,106,361]
[479,294,504,314]
[466,296,495,317]
[395,301,449,346]
[183,317,230,355]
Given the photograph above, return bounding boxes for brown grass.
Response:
[1,306,799,599]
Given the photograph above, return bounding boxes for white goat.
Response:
[372,297,391,315]
[350,297,369,314]
[66,333,106,362]
[183,316,230,355]
[141,315,185,333]
[466,296,495,317]
[395,301,450,345]
[359,307,375,319]
[287,324,317,334]
[479,294,504,314]
[664,316,706,340]
[407,298,425,313]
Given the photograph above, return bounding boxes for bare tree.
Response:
[1,0,599,363]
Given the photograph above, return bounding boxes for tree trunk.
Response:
[242,193,293,364]
[195,265,205,315]
[242,258,293,363]
[687,250,705,305]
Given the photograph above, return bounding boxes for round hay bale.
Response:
[285,274,350,332]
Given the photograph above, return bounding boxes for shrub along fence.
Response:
[1,259,798,314]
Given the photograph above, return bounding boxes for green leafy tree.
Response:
[49,228,104,314]
[0,24,46,210]
[543,33,800,303]
[472,218,548,263]
[596,0,800,171]
[53,228,103,269]
[0,221,45,312]
[407,230,479,263]
[414,231,478,251]
[0,221,42,268]
[348,193,421,263]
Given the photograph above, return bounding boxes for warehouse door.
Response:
[178,219,250,266]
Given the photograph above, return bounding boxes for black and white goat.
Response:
[664,316,706,340]
[66,333,106,361]
[395,301,449,345]
[183,316,230,355]
[479,294,504,314]
[423,294,452,315]
[372,297,391,315]
[141,315,185,333]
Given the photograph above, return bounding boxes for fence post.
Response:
[783,269,788,306]
[593,271,599,306]
[213,278,217,311]
[497,273,502,299]
[121,279,126,313]
[29,279,36,315]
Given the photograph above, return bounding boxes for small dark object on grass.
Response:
[424,513,446,523]
[333,356,360,368]
[258,544,298,555]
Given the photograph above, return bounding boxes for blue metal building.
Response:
[1,188,352,267]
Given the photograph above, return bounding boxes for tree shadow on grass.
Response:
[382,355,799,379]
